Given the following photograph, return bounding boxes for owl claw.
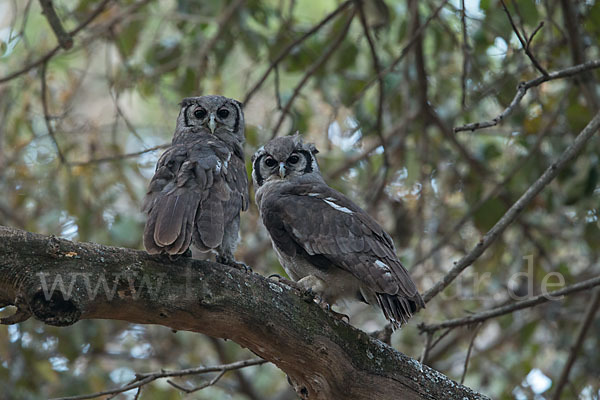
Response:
[268,275,316,301]
[217,256,252,273]
[320,302,350,323]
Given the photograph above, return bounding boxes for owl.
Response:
[252,135,424,328]
[143,95,248,267]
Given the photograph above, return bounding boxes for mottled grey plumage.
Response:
[252,135,424,328]
[143,95,248,265]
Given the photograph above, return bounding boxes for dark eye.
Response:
[265,158,277,167]
[287,155,300,164]
[217,108,229,119]
[194,109,207,119]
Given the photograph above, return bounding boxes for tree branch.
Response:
[454,59,600,133]
[271,10,355,138]
[551,288,600,400]
[0,225,489,400]
[39,0,73,50]
[0,0,113,84]
[419,275,600,333]
[499,0,547,76]
[52,358,266,400]
[243,0,353,104]
[424,110,600,303]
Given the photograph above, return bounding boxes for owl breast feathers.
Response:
[143,96,248,265]
[253,135,424,328]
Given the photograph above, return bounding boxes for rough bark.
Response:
[0,225,488,400]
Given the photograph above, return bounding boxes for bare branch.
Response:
[454,59,600,133]
[67,144,169,167]
[460,323,482,384]
[40,60,66,164]
[413,101,563,268]
[551,288,600,400]
[38,0,73,49]
[420,275,600,333]
[243,0,353,104]
[271,10,355,138]
[0,0,113,84]
[350,0,450,106]
[51,358,267,400]
[499,0,548,76]
[460,0,469,108]
[424,110,600,303]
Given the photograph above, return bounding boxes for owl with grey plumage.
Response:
[252,135,424,328]
[143,95,248,266]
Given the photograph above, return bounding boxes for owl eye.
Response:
[194,109,207,119]
[217,108,230,119]
[287,155,300,164]
[264,158,277,167]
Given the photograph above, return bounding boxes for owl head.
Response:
[252,134,321,187]
[173,95,244,144]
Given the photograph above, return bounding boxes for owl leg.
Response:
[216,216,252,272]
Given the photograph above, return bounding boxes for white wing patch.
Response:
[322,199,353,214]
[374,260,389,270]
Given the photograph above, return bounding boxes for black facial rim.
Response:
[253,153,265,186]
[297,150,314,173]
[183,104,192,127]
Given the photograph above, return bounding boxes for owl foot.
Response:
[166,248,192,261]
[268,274,316,302]
[217,256,252,273]
[319,301,350,324]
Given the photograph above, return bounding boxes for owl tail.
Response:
[144,191,199,255]
[376,293,423,330]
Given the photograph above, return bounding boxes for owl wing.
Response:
[262,182,424,325]
[143,137,240,254]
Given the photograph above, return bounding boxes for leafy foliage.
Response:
[0,0,599,398]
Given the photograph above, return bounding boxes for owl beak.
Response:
[278,162,286,179]
[208,113,216,134]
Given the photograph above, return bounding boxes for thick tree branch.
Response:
[0,225,489,400]
[424,110,600,303]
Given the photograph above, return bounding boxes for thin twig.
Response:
[51,358,267,400]
[460,323,482,384]
[499,0,548,76]
[526,21,545,50]
[40,60,66,164]
[196,0,246,75]
[424,110,600,303]
[350,0,450,106]
[271,10,355,138]
[420,275,600,333]
[460,0,469,108]
[355,0,385,147]
[243,0,353,104]
[413,101,563,268]
[38,0,73,49]
[67,144,169,167]
[0,0,113,84]
[420,332,434,364]
[168,370,226,393]
[551,288,600,400]
[454,59,600,132]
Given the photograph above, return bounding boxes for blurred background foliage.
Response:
[0,0,599,398]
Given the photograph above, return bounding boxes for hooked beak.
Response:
[278,162,286,179]
[208,113,216,134]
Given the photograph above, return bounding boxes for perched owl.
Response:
[252,135,424,328]
[143,95,248,266]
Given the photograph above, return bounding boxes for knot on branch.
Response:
[30,289,81,326]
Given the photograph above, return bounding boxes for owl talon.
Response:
[218,256,252,273]
[320,302,349,323]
